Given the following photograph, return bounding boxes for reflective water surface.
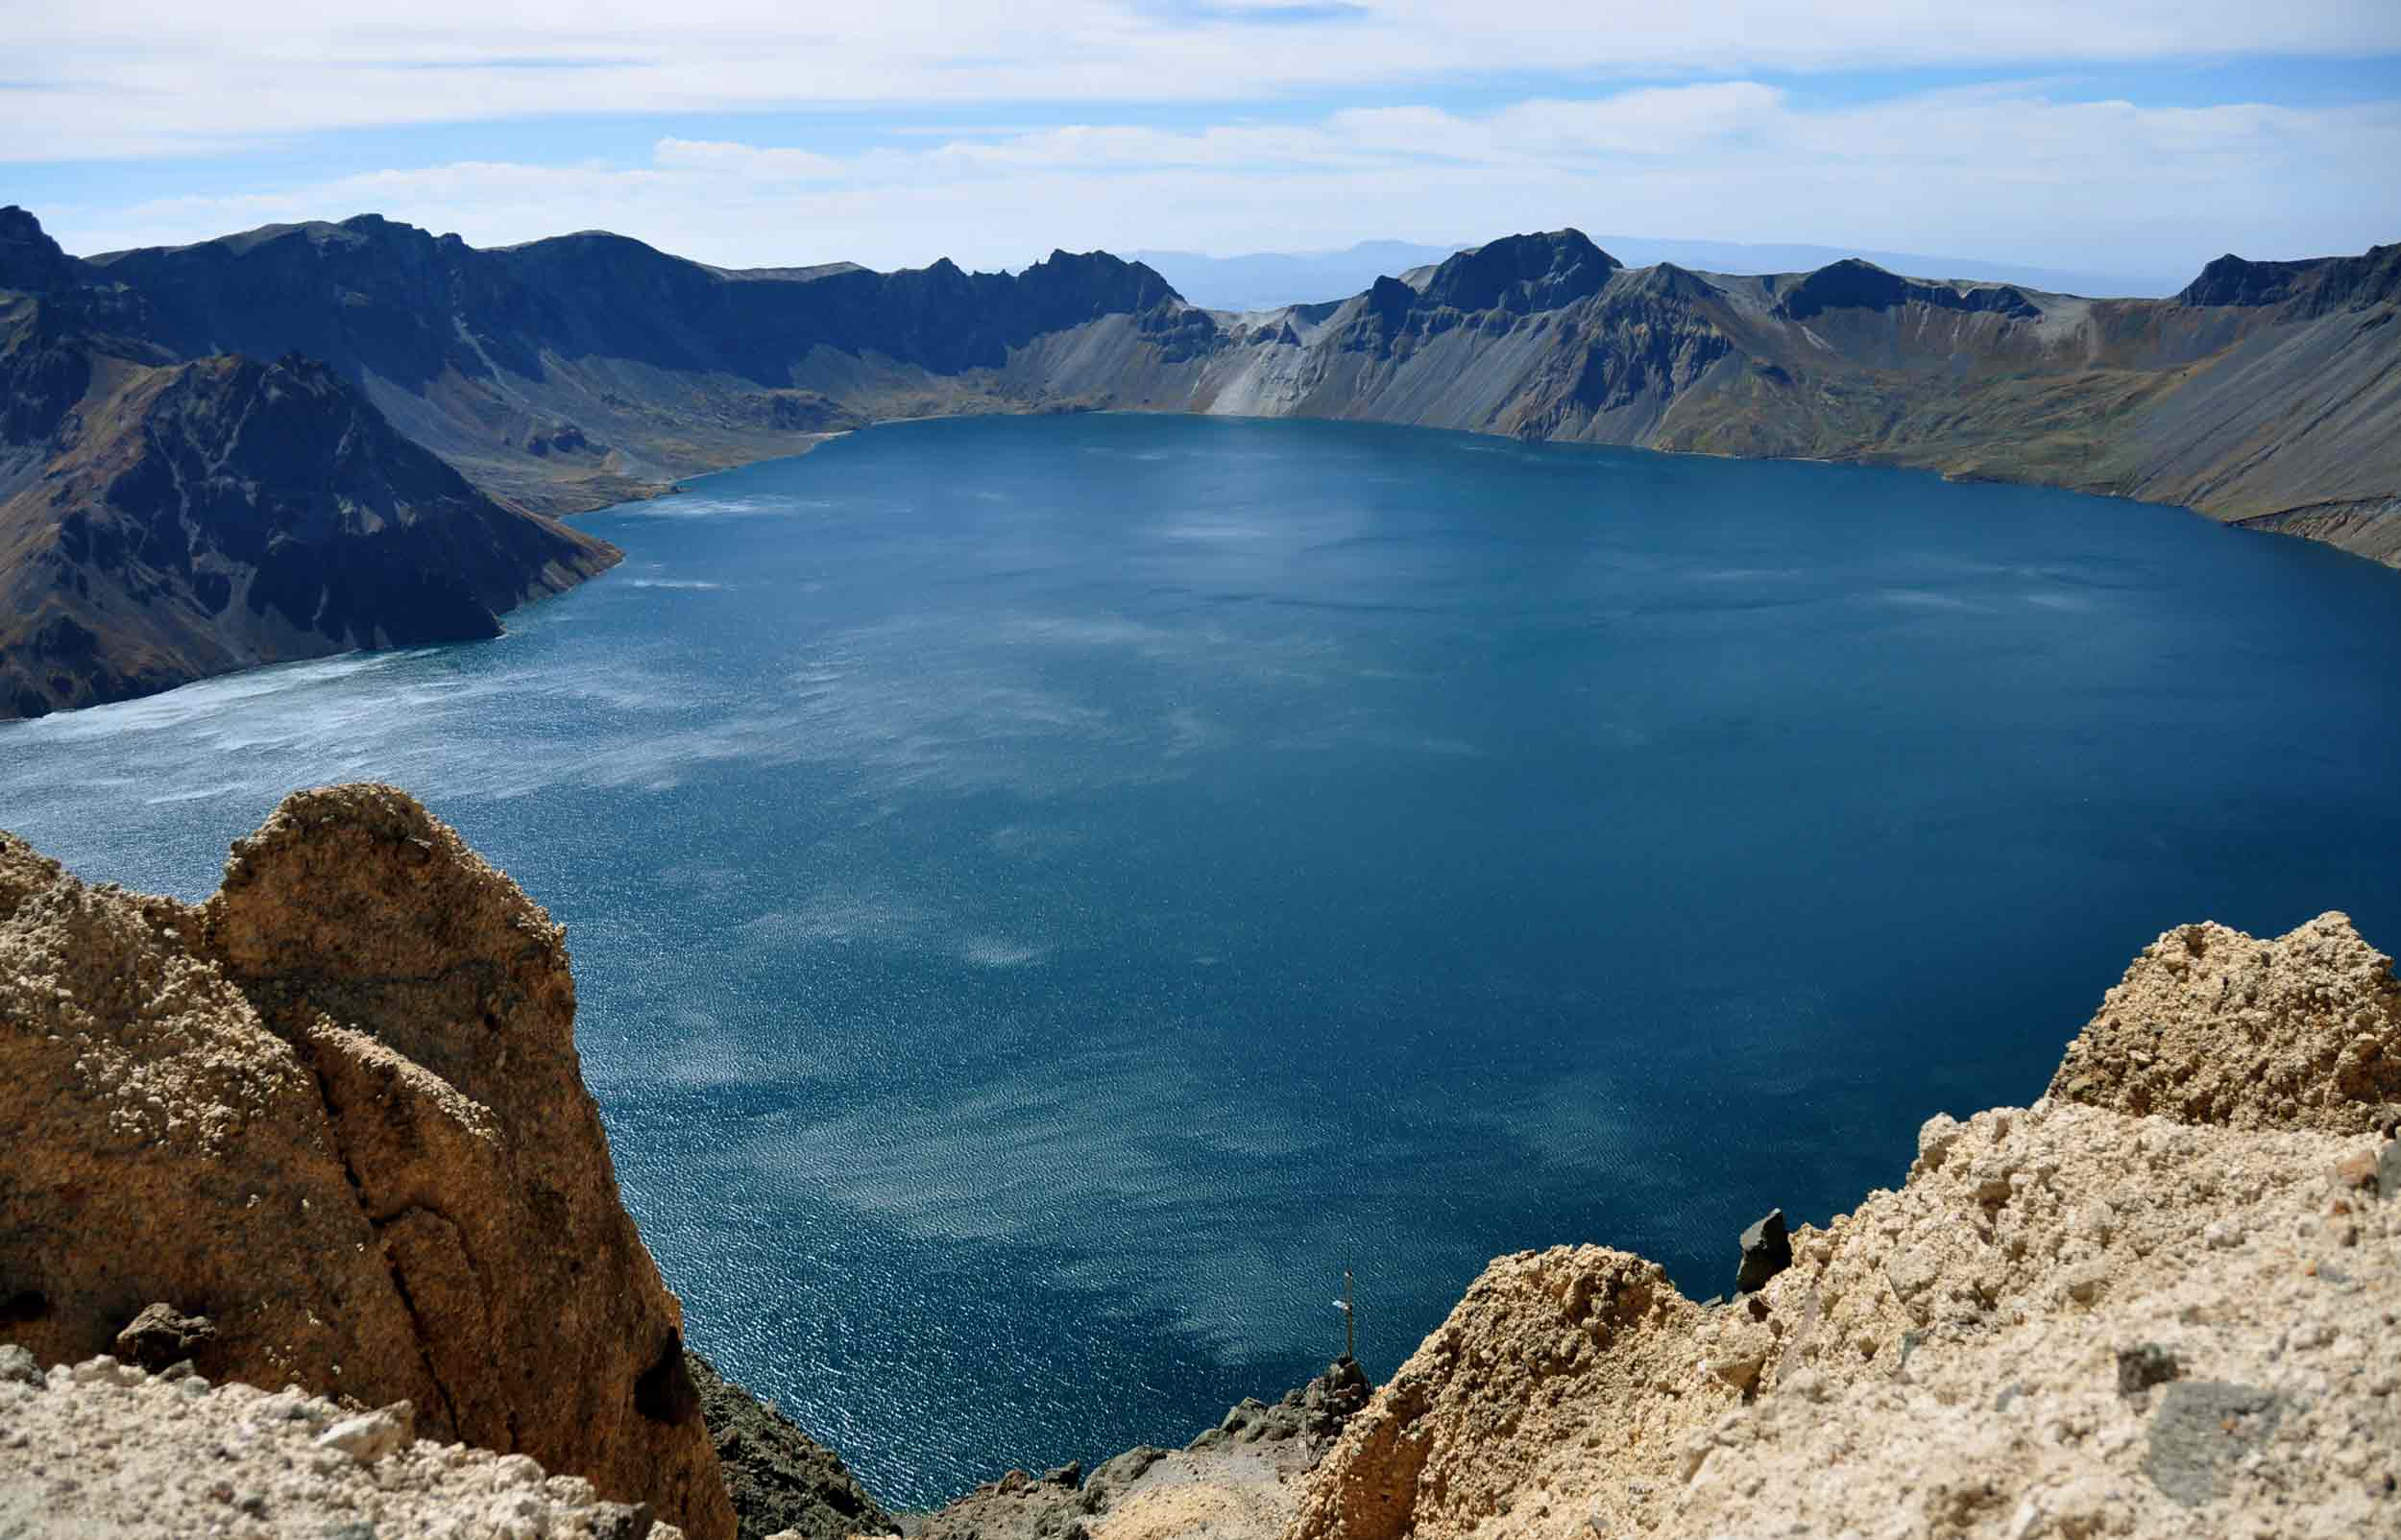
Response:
[6,414,2398,1503]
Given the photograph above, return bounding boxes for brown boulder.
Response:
[2047,912,2401,1133]
[0,783,734,1539]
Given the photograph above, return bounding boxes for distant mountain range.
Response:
[2,205,2394,716]
[1129,239,2187,313]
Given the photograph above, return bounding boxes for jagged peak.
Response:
[0,205,83,294]
[1777,257,2038,322]
[1619,260,1726,303]
[1413,229,1620,315]
[2179,244,2401,313]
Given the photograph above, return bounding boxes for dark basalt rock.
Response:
[687,1351,898,1540]
[1777,258,2039,321]
[113,1303,219,1372]
[0,344,618,718]
[0,206,82,295]
[1417,230,1621,315]
[1735,1209,1792,1294]
[2177,245,2401,315]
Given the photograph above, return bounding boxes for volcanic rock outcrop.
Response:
[688,1350,897,1540]
[0,210,619,719]
[0,783,734,1538]
[912,1360,1371,1540]
[1291,912,2401,1540]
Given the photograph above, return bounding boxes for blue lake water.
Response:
[5,413,2400,1504]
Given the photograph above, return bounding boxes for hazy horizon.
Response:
[12,3,2399,277]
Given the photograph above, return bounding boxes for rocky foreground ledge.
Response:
[4,785,2399,1539]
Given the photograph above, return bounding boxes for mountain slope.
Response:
[49,210,2401,557]
[0,215,618,719]
[78,214,1206,515]
[7,208,2398,716]
[1182,232,2401,558]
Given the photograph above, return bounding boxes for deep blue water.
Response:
[5,414,2400,1504]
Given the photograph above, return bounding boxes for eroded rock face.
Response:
[2048,911,2401,1133]
[0,784,733,1540]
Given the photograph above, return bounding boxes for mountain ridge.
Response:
[0,210,620,718]
[4,205,2397,716]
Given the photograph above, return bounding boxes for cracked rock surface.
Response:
[0,783,733,1539]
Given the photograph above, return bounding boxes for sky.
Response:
[10,1,2401,280]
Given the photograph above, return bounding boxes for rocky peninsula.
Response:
[3,786,2396,1537]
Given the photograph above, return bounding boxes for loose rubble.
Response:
[0,1355,680,1539]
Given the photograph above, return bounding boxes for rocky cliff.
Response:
[25,207,2399,549]
[0,784,733,1538]
[6,206,2399,714]
[3,794,2398,1538]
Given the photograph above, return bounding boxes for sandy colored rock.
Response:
[0,1355,683,1539]
[1286,916,2401,1540]
[1660,1107,2399,1540]
[914,1362,1369,1540]
[0,784,733,1539]
[2048,911,2401,1132]
[1290,1248,1732,1540]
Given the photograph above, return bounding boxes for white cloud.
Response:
[36,81,2401,277]
[10,2,2401,156]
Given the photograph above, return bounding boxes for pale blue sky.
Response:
[11,3,2400,277]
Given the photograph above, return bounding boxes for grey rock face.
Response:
[2144,1382,2285,1506]
[1735,1210,1792,1294]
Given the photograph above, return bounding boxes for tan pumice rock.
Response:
[1286,918,2401,1540]
[0,783,735,1539]
[2048,911,2401,1132]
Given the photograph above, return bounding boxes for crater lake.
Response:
[5,413,2398,1504]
